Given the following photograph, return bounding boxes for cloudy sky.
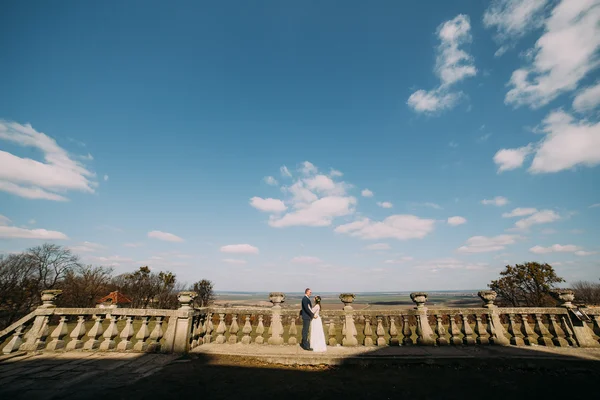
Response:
[1,0,599,292]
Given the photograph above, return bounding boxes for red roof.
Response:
[97,291,132,305]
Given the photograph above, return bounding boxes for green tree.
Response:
[489,262,565,307]
[192,279,215,307]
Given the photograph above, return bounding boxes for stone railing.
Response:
[0,290,199,355]
[2,289,599,355]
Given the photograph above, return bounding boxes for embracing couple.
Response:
[300,288,327,352]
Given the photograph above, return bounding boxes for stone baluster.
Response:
[375,316,386,346]
[99,315,119,350]
[268,292,285,345]
[520,314,534,345]
[475,315,489,345]
[340,293,358,346]
[402,315,413,345]
[203,313,214,344]
[254,315,265,344]
[134,316,151,351]
[84,315,104,350]
[534,314,552,346]
[560,315,576,346]
[411,292,435,345]
[66,316,87,350]
[388,316,400,346]
[241,315,253,344]
[46,316,69,351]
[215,313,227,344]
[461,314,475,345]
[435,314,448,345]
[20,315,47,351]
[287,317,298,345]
[228,314,239,344]
[147,316,165,352]
[449,314,461,345]
[592,316,600,344]
[191,315,205,348]
[117,316,135,350]
[328,319,337,346]
[2,325,25,354]
[363,316,374,346]
[508,314,524,345]
[548,314,568,347]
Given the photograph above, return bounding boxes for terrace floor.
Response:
[1,345,599,400]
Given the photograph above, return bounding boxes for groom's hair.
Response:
[305,288,311,294]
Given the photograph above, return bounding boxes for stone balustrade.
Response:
[2,289,599,355]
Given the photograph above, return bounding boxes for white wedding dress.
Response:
[310,304,327,352]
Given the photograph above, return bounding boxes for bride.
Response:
[310,295,327,352]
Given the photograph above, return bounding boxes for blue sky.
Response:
[1,0,599,292]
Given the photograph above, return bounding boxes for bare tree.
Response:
[26,243,82,290]
[572,280,600,305]
[57,265,115,308]
[0,253,39,328]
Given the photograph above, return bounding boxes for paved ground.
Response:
[1,346,599,399]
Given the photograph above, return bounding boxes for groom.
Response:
[300,288,315,351]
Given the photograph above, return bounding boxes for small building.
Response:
[96,291,132,309]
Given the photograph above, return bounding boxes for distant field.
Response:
[213,291,483,309]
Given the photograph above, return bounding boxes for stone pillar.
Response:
[410,292,435,346]
[552,289,600,348]
[479,291,509,345]
[164,291,197,353]
[268,292,285,345]
[340,293,358,346]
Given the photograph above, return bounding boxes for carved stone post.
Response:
[486,305,510,345]
[340,294,358,346]
[254,315,265,344]
[215,313,227,344]
[478,290,497,308]
[287,317,298,345]
[508,314,524,346]
[46,316,68,351]
[411,292,434,345]
[66,316,87,350]
[134,316,151,351]
[552,289,600,348]
[203,313,213,344]
[164,291,197,353]
[402,315,413,345]
[2,325,25,354]
[99,315,118,350]
[117,316,135,350]
[375,316,386,346]
[147,316,164,352]
[534,314,552,346]
[448,314,461,345]
[363,316,374,346]
[475,315,489,345]
[328,319,337,346]
[268,292,285,345]
[389,316,400,346]
[435,314,448,345]
[241,315,252,344]
[20,315,50,351]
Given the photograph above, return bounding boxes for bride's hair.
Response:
[314,295,322,307]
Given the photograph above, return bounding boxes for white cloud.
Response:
[0,214,10,226]
[529,244,581,254]
[147,230,184,242]
[280,166,292,178]
[103,174,109,182]
[300,161,318,175]
[494,145,532,172]
[457,235,519,253]
[0,121,96,201]
[361,189,374,197]
[483,0,549,56]
[68,242,105,253]
[290,256,322,264]
[89,255,133,267]
[123,242,144,248]
[573,81,600,112]
[505,0,600,108]
[414,257,488,271]
[222,258,247,265]
[514,209,560,229]
[365,243,391,250]
[589,203,600,208]
[575,250,598,256]
[377,201,393,209]
[502,207,538,218]
[335,215,436,240]
[447,216,467,226]
[250,197,287,213]
[407,14,476,114]
[330,169,343,177]
[0,225,68,240]
[264,176,278,186]
[28,219,36,225]
[269,196,356,227]
[220,244,259,255]
[384,256,414,264]
[481,196,509,206]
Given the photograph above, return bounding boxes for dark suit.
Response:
[300,295,314,349]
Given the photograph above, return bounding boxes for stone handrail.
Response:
[3,290,600,355]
